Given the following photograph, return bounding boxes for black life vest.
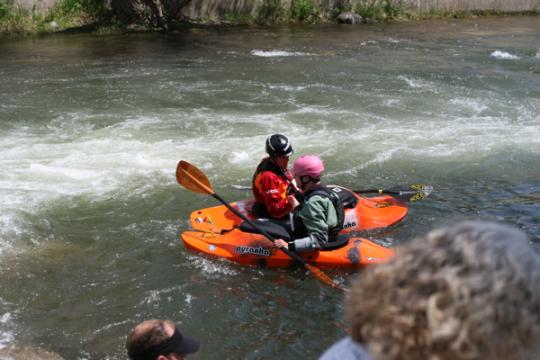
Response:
[292,186,345,242]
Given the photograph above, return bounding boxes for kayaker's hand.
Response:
[287,195,299,209]
[274,239,289,250]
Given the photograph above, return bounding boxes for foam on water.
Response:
[2,107,536,241]
[397,75,436,91]
[0,309,15,349]
[115,115,163,131]
[188,255,238,277]
[386,37,402,44]
[490,50,520,60]
[360,40,378,46]
[93,319,130,335]
[0,122,188,251]
[251,50,311,57]
[47,113,97,139]
[138,285,187,306]
[267,84,308,91]
[450,98,489,116]
[230,151,251,165]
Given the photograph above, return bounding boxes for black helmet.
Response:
[265,134,294,157]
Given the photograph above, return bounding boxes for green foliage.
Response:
[356,0,404,20]
[223,12,254,24]
[47,0,113,32]
[58,0,84,16]
[0,0,113,34]
[47,0,108,23]
[0,2,36,34]
[257,0,285,24]
[0,2,10,20]
[94,23,124,35]
[290,0,315,22]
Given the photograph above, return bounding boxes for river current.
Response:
[0,16,539,359]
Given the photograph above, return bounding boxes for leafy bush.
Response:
[291,0,314,22]
[356,0,404,20]
[223,12,254,24]
[43,0,112,30]
[257,0,285,24]
[48,0,107,20]
[0,2,9,20]
[0,4,35,34]
[58,0,84,15]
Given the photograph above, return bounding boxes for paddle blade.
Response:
[176,160,214,195]
[385,184,433,202]
[304,263,346,292]
[407,184,433,202]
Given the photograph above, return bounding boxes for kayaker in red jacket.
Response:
[252,134,299,219]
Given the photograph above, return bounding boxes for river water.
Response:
[0,16,539,359]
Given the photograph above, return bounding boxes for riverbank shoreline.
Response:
[1,0,539,36]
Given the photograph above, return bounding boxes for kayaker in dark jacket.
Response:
[252,134,298,219]
[275,155,344,253]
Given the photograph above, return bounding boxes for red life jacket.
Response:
[251,157,294,219]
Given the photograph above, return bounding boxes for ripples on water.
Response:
[0,16,539,359]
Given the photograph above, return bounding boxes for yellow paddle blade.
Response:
[409,184,433,202]
[305,263,346,292]
[176,160,214,195]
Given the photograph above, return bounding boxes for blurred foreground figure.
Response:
[321,221,540,360]
[126,319,200,360]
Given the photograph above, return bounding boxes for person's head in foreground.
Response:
[126,319,200,360]
[347,220,540,360]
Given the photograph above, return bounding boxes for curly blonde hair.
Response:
[347,221,540,360]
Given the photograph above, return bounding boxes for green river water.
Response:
[0,16,539,359]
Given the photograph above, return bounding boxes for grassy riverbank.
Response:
[0,0,113,34]
[1,0,538,35]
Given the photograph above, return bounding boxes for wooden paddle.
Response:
[176,160,345,291]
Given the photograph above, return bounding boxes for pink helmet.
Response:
[292,155,325,179]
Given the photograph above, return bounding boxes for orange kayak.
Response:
[180,186,407,268]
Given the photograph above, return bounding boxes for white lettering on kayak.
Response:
[343,209,359,229]
[235,246,271,257]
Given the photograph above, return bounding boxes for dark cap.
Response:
[129,326,200,360]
